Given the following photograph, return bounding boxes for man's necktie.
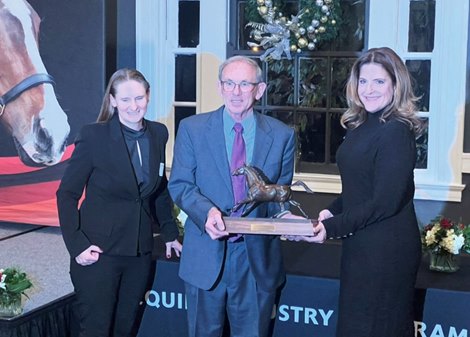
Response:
[230,123,246,215]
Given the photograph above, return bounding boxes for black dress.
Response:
[323,111,421,337]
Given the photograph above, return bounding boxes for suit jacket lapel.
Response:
[146,123,162,196]
[251,112,273,169]
[109,115,141,195]
[205,107,233,194]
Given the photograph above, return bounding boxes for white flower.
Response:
[425,227,437,246]
[441,231,465,254]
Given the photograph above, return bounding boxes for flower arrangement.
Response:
[421,216,467,272]
[245,0,340,61]
[0,267,33,308]
[421,216,465,255]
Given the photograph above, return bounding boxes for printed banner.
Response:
[138,260,470,337]
[0,0,107,226]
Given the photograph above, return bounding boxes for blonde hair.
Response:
[341,47,423,135]
[96,68,150,122]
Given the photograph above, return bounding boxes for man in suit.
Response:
[168,56,295,337]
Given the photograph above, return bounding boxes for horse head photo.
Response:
[0,0,69,166]
[231,164,314,218]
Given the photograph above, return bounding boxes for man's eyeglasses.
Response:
[220,80,259,92]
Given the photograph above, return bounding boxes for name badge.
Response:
[159,163,165,177]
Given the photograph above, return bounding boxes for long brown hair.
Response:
[341,47,424,135]
[96,68,150,122]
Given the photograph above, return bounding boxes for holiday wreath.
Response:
[245,0,340,61]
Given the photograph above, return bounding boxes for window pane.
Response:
[267,59,295,106]
[330,113,346,164]
[406,60,431,112]
[299,58,328,108]
[297,111,326,164]
[179,1,200,48]
[416,118,428,169]
[408,0,435,52]
[331,57,356,108]
[331,0,365,51]
[175,107,196,136]
[175,54,196,102]
[264,110,295,127]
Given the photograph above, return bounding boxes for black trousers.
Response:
[70,253,152,337]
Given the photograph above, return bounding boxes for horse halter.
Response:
[0,73,55,117]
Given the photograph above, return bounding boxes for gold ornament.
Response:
[297,38,308,48]
[318,26,326,33]
[320,16,328,23]
[257,0,265,5]
[331,19,336,25]
[258,6,268,15]
[290,45,298,52]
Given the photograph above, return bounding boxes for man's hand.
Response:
[204,207,229,240]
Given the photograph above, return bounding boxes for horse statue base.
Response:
[223,217,316,236]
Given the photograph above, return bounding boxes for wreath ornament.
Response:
[246,0,340,61]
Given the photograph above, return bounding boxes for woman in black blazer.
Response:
[57,68,182,337]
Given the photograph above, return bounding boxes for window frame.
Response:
[136,0,468,201]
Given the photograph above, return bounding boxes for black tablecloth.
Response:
[0,295,76,337]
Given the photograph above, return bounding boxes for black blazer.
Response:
[57,114,178,258]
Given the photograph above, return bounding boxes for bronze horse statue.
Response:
[231,164,314,218]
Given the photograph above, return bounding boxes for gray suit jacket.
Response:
[168,106,295,291]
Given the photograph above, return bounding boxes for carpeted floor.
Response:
[0,222,73,315]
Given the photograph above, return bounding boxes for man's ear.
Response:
[255,82,267,100]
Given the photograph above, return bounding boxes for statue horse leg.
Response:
[291,181,314,194]
[289,200,309,218]
[232,196,255,213]
[241,201,259,217]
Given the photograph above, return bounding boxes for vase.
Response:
[429,251,460,273]
[0,293,23,318]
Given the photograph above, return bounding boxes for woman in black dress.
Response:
[292,47,424,336]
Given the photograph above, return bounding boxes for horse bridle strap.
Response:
[0,73,55,117]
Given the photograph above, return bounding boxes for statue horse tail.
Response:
[291,180,314,194]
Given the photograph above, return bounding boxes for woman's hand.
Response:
[75,245,103,266]
[281,211,328,243]
[165,239,183,258]
[318,209,333,221]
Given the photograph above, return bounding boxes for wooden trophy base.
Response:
[223,217,315,236]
